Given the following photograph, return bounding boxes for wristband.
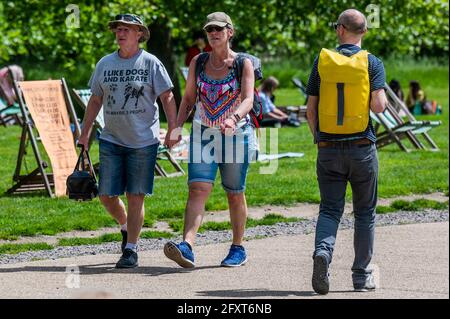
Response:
[229,116,237,126]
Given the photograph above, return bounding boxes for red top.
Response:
[185,44,212,66]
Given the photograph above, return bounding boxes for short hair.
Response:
[260,76,279,93]
[389,79,400,90]
[338,9,368,34]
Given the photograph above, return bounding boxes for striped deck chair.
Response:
[371,103,441,152]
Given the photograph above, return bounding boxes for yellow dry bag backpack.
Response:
[318,48,370,134]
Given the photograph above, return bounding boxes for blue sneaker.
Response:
[221,244,247,267]
[164,241,195,268]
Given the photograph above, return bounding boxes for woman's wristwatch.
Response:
[232,113,241,123]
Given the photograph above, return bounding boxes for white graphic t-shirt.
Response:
[89,49,173,148]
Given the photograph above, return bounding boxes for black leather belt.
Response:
[318,138,373,148]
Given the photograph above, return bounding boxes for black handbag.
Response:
[66,146,98,201]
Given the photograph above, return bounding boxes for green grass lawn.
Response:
[0,58,447,240]
[376,199,449,214]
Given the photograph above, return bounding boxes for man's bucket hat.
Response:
[108,13,150,43]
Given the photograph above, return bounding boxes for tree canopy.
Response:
[0,0,448,70]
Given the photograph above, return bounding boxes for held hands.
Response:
[164,126,182,149]
[220,117,237,136]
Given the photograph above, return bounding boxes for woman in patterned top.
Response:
[164,12,257,268]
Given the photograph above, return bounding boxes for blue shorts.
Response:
[98,139,159,196]
[188,122,258,193]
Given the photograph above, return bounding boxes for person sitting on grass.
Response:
[259,76,299,127]
[406,80,426,114]
[406,80,442,115]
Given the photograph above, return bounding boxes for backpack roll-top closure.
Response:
[318,48,370,134]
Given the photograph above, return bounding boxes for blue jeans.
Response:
[314,143,378,285]
[188,122,258,193]
[98,139,159,196]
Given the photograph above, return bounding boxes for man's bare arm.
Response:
[306,95,319,141]
[370,88,387,113]
[78,95,103,149]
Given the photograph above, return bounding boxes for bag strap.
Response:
[194,52,210,110]
[232,53,245,85]
[74,146,97,182]
[74,147,85,172]
[83,147,97,182]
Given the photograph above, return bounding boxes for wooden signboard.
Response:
[6,78,80,197]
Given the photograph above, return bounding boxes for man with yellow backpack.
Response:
[306,9,388,295]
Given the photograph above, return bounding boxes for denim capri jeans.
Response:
[188,121,258,193]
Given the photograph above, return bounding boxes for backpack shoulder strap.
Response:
[195,52,209,80]
[232,53,246,84]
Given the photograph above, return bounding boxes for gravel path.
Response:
[0,209,447,265]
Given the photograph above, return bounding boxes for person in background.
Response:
[406,80,426,114]
[259,76,300,127]
[406,80,442,115]
[185,31,212,66]
[388,79,404,102]
[0,65,24,106]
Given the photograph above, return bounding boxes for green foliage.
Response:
[0,0,448,72]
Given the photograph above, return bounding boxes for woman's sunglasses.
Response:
[205,25,226,33]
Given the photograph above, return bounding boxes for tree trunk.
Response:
[146,20,182,122]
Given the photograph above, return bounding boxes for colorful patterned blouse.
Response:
[193,68,243,128]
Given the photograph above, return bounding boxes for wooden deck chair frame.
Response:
[0,104,23,127]
[6,77,81,197]
[71,89,102,150]
[372,103,441,152]
[72,88,185,178]
[383,83,440,150]
[291,77,308,104]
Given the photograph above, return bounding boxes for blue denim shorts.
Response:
[98,139,159,196]
[188,122,258,193]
